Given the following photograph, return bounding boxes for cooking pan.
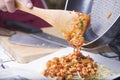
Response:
[65,0,120,51]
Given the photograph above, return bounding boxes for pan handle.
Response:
[109,34,120,60]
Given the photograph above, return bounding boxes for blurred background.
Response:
[45,0,66,9]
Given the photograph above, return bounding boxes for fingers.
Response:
[0,0,33,13]
[20,0,33,9]
[0,6,8,12]
[0,0,16,13]
[4,0,16,13]
[0,0,8,12]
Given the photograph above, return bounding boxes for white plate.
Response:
[25,47,120,79]
[3,47,120,79]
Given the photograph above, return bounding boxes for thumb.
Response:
[21,0,33,9]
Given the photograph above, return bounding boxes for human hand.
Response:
[0,0,33,13]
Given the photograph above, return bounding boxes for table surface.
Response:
[0,27,65,63]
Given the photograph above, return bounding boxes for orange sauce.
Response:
[63,12,90,52]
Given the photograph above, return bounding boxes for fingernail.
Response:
[26,3,33,8]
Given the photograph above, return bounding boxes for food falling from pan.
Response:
[63,12,89,51]
[41,12,113,79]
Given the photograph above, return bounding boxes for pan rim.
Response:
[83,15,120,47]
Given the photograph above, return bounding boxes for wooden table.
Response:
[0,27,65,63]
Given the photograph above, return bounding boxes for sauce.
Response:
[63,12,89,52]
